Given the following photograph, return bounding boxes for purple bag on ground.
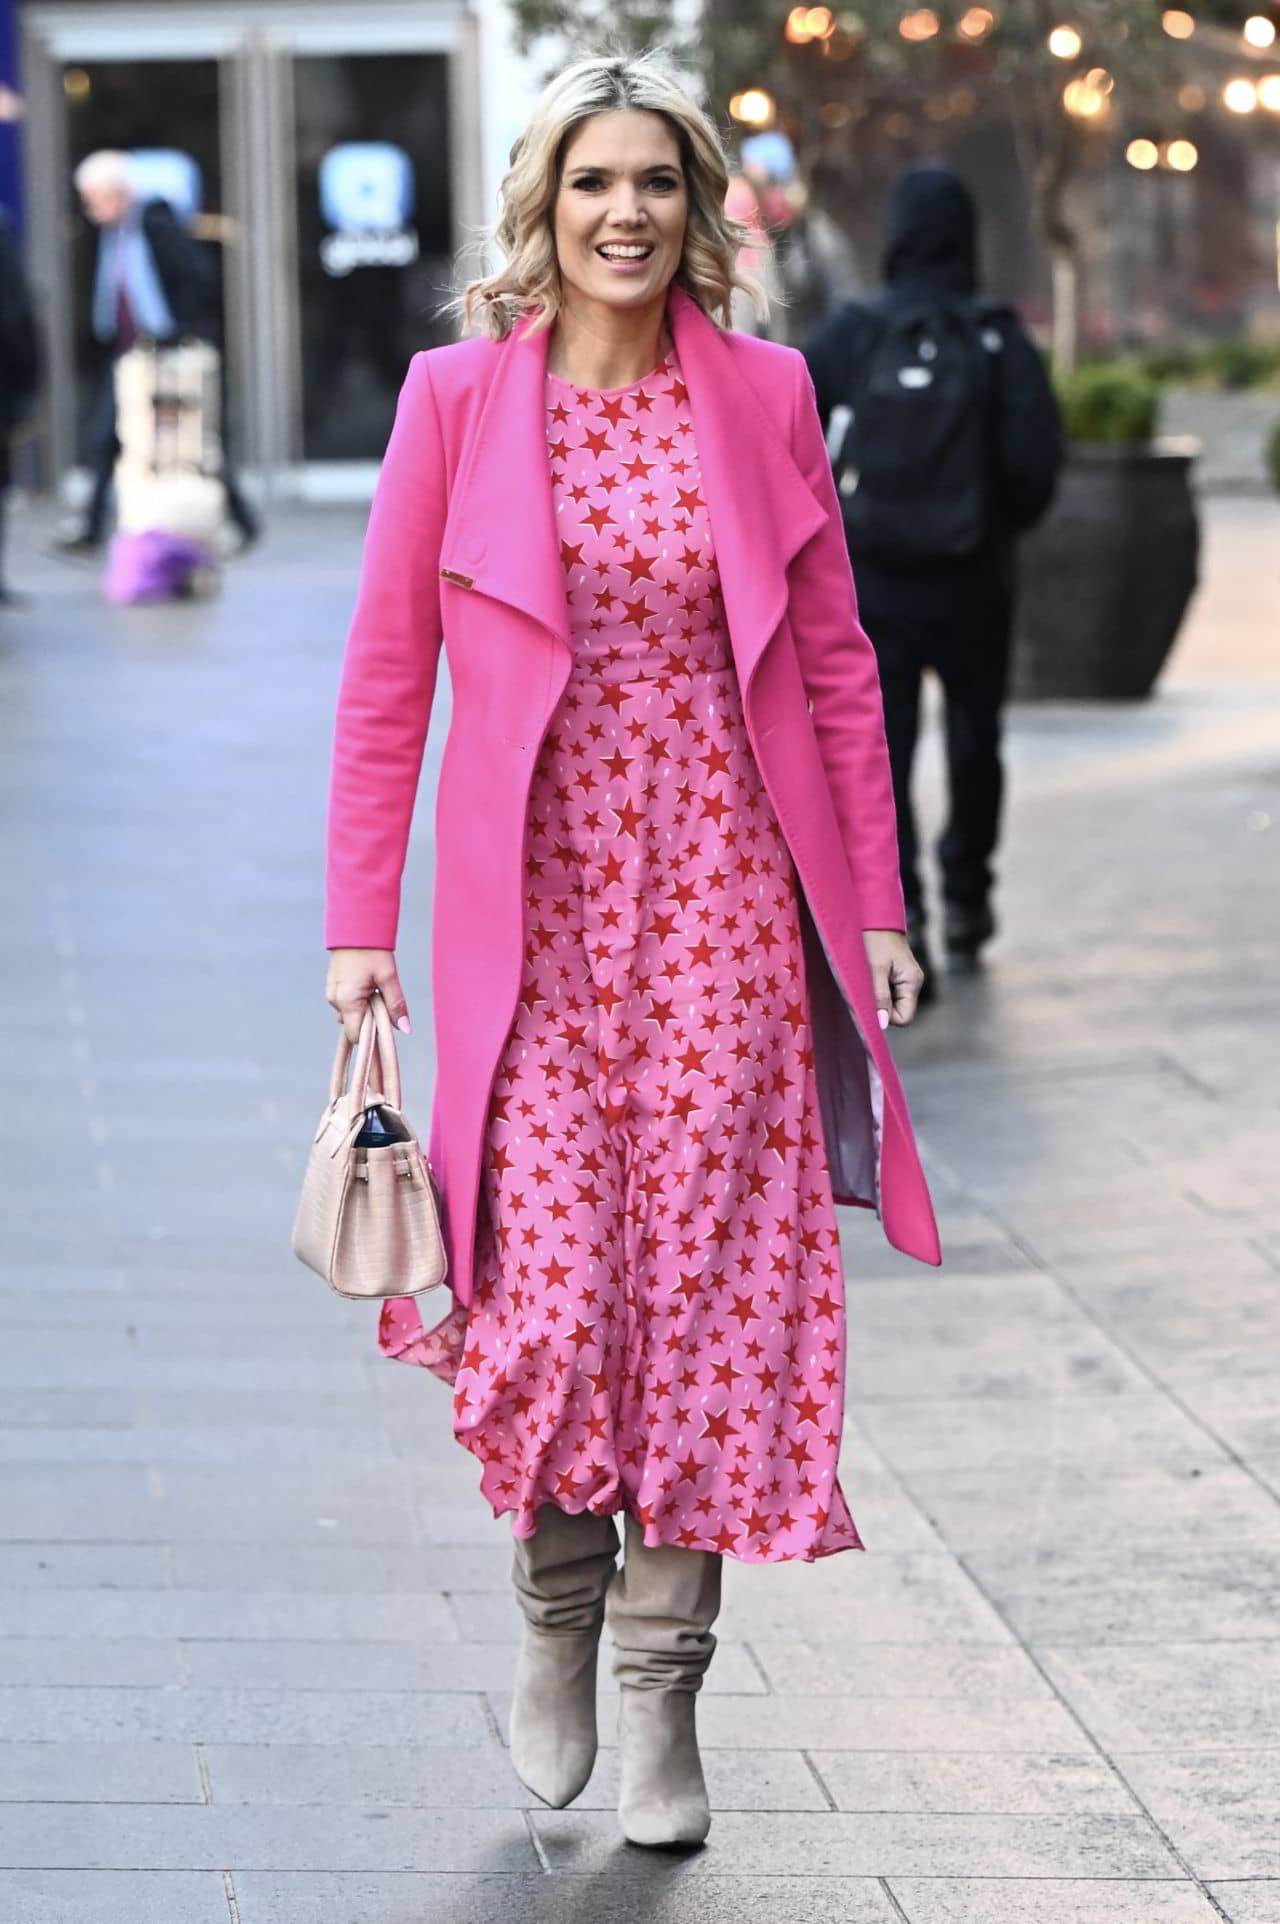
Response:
[103,530,212,605]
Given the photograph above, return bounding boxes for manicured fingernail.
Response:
[877,1008,890,1031]
[396,1016,411,1034]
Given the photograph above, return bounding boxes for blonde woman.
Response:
[325,52,940,1848]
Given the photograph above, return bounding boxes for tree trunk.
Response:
[1035,145,1082,375]
[1050,238,1082,374]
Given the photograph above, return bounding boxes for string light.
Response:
[1259,74,1280,110]
[1126,138,1159,169]
[1243,15,1276,48]
[1047,25,1082,59]
[898,9,941,41]
[956,6,996,39]
[1165,139,1198,170]
[729,88,775,125]
[1161,9,1195,37]
[1063,74,1107,116]
[1224,77,1259,112]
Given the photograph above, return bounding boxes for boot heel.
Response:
[617,1684,711,1846]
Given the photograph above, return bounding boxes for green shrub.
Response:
[1139,345,1197,385]
[1200,338,1280,391]
[1057,361,1161,445]
[1267,418,1280,494]
[1133,338,1280,393]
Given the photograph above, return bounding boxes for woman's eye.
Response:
[573,176,605,191]
[649,176,680,192]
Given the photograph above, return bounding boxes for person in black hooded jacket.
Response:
[803,166,1062,992]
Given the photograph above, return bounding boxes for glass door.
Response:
[292,52,454,461]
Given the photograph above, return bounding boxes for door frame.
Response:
[21,0,480,500]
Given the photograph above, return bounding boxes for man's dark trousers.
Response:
[856,558,1013,929]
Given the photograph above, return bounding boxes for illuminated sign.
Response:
[318,142,419,277]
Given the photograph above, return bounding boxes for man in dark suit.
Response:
[55,149,260,555]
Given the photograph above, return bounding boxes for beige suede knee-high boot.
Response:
[605,1512,723,1847]
[508,1504,620,1808]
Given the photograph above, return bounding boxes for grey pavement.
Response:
[1,491,1277,1922]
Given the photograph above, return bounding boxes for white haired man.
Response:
[55,150,260,555]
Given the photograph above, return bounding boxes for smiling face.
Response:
[552,109,688,318]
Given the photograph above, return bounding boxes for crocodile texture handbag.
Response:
[292,993,447,1300]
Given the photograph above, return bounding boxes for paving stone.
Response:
[0,1545,173,1589]
[1114,1751,1280,1878]
[887,1878,1224,1922]
[614,1692,1094,1755]
[717,1552,1014,1646]
[187,1634,761,1694]
[848,1275,1147,1401]
[1050,1258,1280,1388]
[0,1425,398,1467]
[0,1640,182,1687]
[0,1742,202,1804]
[0,1590,457,1641]
[0,1870,232,1923]
[809,1750,1137,1815]
[747,1641,1055,1700]
[0,1801,535,1871]
[171,1538,505,1593]
[902,1462,1279,1554]
[530,1807,1182,1876]
[203,1739,823,1810]
[857,1391,1227,1478]
[0,1390,142,1429]
[1037,1642,1280,1751]
[231,1872,900,1924]
[960,1544,1280,1644]
[0,1687,489,1745]
[1175,1375,1280,1462]
[0,1356,367,1393]
[1208,1885,1280,1923]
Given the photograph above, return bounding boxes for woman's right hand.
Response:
[325,948,411,1045]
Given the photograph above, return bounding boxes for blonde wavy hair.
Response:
[458,52,766,339]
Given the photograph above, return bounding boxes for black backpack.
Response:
[832,295,1010,568]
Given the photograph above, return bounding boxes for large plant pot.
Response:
[1013,439,1200,700]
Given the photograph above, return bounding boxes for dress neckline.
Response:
[546,350,675,400]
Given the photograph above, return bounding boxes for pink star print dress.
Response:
[389,348,862,1563]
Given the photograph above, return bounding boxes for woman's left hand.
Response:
[862,929,925,1031]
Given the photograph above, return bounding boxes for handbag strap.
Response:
[326,993,403,1113]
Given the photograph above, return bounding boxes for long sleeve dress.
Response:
[397,346,863,1563]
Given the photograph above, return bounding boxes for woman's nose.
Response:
[606,188,646,226]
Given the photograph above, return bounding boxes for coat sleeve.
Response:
[786,350,906,934]
[325,352,447,950]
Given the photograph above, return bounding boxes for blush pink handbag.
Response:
[292,993,448,1300]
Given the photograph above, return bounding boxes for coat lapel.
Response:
[668,286,828,702]
[441,286,829,696]
[440,314,570,651]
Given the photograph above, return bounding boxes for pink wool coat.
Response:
[326,285,942,1307]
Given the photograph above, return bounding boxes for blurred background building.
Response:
[3,0,1280,501]
[9,0,544,500]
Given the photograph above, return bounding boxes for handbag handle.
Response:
[327,993,403,1113]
